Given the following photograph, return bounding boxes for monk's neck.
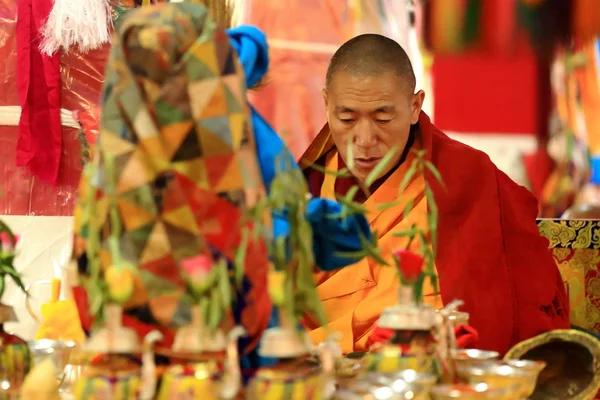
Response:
[337,127,416,203]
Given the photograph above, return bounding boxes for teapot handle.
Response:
[24,279,53,324]
[220,326,246,400]
[140,330,163,400]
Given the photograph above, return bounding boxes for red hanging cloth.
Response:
[16,0,62,186]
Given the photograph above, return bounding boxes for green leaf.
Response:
[208,289,222,331]
[392,227,422,238]
[218,259,232,309]
[234,228,249,287]
[365,146,399,187]
[424,160,444,186]
[333,250,368,259]
[399,158,419,191]
[424,185,438,252]
[376,199,405,210]
[342,185,360,204]
[5,269,26,292]
[309,163,352,178]
[403,199,415,219]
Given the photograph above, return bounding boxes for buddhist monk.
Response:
[301,34,570,355]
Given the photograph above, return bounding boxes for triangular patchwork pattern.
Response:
[73,4,270,330]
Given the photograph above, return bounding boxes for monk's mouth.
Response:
[355,158,380,168]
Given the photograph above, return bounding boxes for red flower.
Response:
[0,232,18,254]
[393,249,424,283]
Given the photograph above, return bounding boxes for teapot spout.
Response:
[220,326,246,400]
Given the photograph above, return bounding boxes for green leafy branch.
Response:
[182,258,236,332]
[309,144,445,296]
[0,219,26,301]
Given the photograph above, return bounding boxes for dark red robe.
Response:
[301,112,570,355]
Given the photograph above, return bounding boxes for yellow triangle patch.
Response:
[139,222,171,265]
[228,113,246,150]
[162,206,201,236]
[99,131,136,156]
[189,78,219,120]
[172,158,209,188]
[160,120,195,159]
[200,83,228,119]
[118,199,157,232]
[214,155,245,192]
[189,41,219,74]
[116,149,160,193]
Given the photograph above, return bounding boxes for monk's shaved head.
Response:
[325,34,416,95]
[323,34,424,182]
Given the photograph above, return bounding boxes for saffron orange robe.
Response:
[300,112,570,355]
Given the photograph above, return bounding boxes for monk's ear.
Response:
[410,90,425,124]
[322,88,329,108]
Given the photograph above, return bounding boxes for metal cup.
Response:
[28,339,76,391]
[430,383,511,399]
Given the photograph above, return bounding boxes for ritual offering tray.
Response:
[364,288,439,375]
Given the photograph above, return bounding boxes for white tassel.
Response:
[39,0,113,56]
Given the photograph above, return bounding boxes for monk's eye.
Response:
[376,119,391,124]
[339,118,354,124]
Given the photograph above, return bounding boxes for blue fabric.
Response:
[226,26,372,372]
[590,155,600,184]
[306,198,372,271]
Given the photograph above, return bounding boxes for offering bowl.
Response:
[28,339,75,374]
[456,362,529,399]
[451,349,500,368]
[430,383,512,399]
[390,369,437,392]
[337,378,427,399]
[447,311,470,327]
[500,360,546,397]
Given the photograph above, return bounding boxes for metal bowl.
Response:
[456,362,531,399]
[338,378,428,400]
[447,311,470,327]
[28,339,76,372]
[430,383,511,399]
[451,349,500,369]
[500,360,546,397]
[390,369,437,391]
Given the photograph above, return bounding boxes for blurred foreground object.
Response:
[505,329,600,400]
[31,278,85,342]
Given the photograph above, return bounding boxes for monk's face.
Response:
[323,71,424,182]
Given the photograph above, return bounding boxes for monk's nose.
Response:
[353,122,378,148]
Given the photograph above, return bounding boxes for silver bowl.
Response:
[390,369,437,391]
[338,379,427,399]
[28,339,76,371]
[456,362,531,399]
[501,359,546,397]
[430,383,511,399]
[451,349,500,371]
[28,339,77,392]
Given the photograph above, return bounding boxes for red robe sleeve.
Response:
[495,169,570,343]
[420,112,569,355]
